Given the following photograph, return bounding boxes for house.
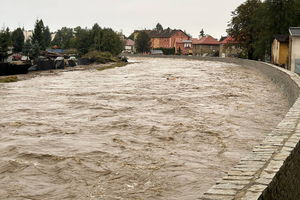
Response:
[219,36,241,58]
[176,40,193,55]
[192,35,220,56]
[289,27,300,73]
[271,35,289,68]
[146,29,191,54]
[124,39,135,54]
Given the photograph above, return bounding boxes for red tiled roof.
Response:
[219,36,238,44]
[192,36,220,45]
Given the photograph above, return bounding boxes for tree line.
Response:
[0,19,124,61]
[228,0,300,60]
[51,23,123,55]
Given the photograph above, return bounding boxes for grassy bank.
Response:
[0,76,19,83]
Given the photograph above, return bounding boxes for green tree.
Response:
[31,19,51,50]
[31,41,41,57]
[91,23,102,51]
[51,27,74,49]
[74,26,93,55]
[200,29,205,37]
[135,31,151,53]
[100,28,123,55]
[0,28,11,61]
[11,28,25,53]
[22,39,32,56]
[227,0,262,60]
[43,26,51,48]
[155,23,163,31]
[32,19,45,50]
[228,0,300,60]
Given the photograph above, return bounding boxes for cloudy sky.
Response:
[0,0,246,39]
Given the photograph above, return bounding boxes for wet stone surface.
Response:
[0,57,288,200]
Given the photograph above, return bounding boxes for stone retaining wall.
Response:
[128,55,300,200]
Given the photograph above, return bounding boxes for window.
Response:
[184,43,191,48]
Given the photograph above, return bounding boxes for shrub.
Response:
[81,51,117,63]
[153,48,175,55]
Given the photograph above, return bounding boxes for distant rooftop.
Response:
[146,29,189,38]
[192,36,220,45]
[289,27,300,36]
[219,36,238,44]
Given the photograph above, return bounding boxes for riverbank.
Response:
[0,62,128,83]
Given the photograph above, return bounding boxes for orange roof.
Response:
[192,36,220,45]
[219,36,238,44]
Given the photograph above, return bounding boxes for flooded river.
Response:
[0,57,288,200]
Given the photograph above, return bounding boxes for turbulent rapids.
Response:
[0,57,288,200]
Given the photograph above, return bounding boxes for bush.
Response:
[153,48,175,55]
[65,48,79,55]
[81,51,117,63]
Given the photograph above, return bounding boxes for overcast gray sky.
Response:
[0,0,246,39]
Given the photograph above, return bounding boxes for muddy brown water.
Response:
[0,57,288,200]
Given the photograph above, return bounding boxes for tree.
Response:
[22,39,32,56]
[31,41,41,57]
[73,26,93,55]
[200,29,205,37]
[43,26,51,48]
[91,23,102,51]
[155,23,163,31]
[228,0,300,60]
[32,19,45,50]
[51,27,74,49]
[0,28,11,62]
[31,19,51,51]
[227,0,262,60]
[135,31,151,53]
[11,28,25,53]
[99,28,123,55]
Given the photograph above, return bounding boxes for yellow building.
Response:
[271,35,289,68]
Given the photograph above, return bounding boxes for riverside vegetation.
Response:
[0,20,124,63]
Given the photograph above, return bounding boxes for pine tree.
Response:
[155,23,163,31]
[0,28,11,61]
[11,28,25,53]
[43,26,51,48]
[200,29,205,37]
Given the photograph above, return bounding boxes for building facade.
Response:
[192,36,220,56]
[124,39,135,54]
[289,27,300,73]
[147,29,191,55]
[219,36,241,58]
[271,35,289,68]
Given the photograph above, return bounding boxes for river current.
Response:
[0,57,288,200]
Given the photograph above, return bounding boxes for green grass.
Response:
[97,62,128,71]
[0,76,19,83]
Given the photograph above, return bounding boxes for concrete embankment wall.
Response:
[128,55,300,200]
